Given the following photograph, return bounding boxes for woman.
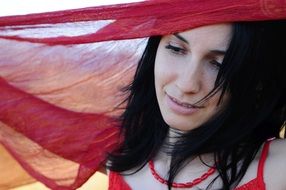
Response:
[106,21,286,189]
[0,1,285,190]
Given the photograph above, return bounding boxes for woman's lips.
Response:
[166,94,203,115]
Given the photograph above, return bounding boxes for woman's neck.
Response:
[154,127,214,172]
[162,127,184,151]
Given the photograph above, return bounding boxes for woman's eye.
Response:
[210,60,222,69]
[165,43,187,55]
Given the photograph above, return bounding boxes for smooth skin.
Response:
[155,24,231,131]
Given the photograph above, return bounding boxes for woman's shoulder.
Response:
[263,138,286,189]
[267,138,286,166]
[268,138,286,162]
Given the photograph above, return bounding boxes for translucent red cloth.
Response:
[0,0,286,189]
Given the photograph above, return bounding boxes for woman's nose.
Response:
[175,61,201,94]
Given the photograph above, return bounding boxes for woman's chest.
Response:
[120,160,259,190]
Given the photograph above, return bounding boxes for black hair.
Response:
[107,21,286,190]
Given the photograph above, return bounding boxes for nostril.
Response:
[175,74,201,94]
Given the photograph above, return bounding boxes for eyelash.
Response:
[210,60,222,69]
[165,43,222,69]
[165,44,187,55]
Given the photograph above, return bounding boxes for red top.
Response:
[109,141,271,190]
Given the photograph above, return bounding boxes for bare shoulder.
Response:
[264,138,286,189]
[267,138,286,173]
[268,138,286,159]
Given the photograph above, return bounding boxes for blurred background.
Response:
[0,0,141,16]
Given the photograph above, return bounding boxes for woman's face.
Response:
[154,24,232,131]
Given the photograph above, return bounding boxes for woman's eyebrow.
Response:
[174,33,189,44]
[210,50,226,55]
[173,33,226,55]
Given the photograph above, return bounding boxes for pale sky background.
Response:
[0,0,142,16]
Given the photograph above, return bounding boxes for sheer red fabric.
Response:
[0,38,144,189]
[1,0,286,45]
[0,0,285,189]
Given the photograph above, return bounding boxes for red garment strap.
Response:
[257,140,272,186]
